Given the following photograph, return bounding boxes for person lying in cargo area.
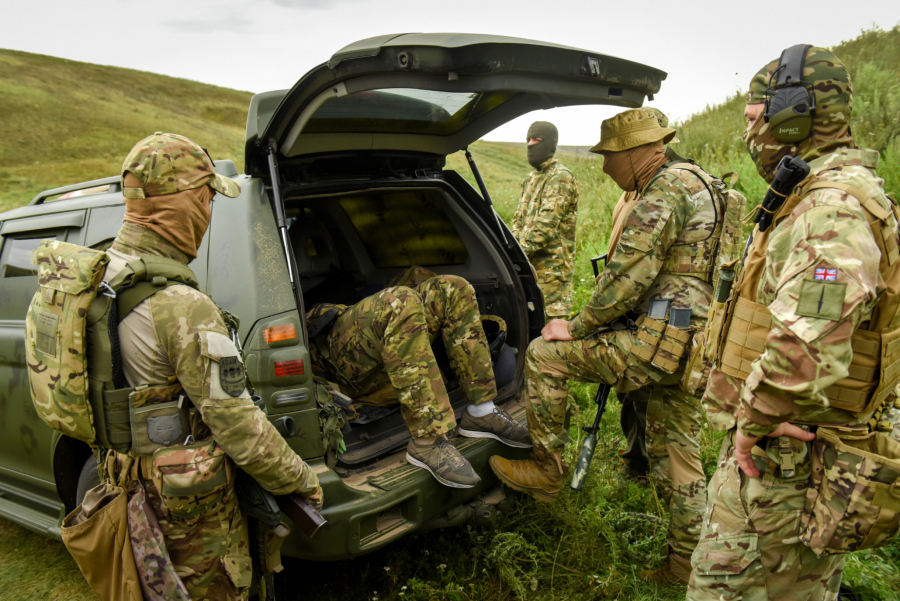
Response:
[303,267,531,489]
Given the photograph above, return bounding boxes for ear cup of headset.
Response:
[766,86,815,143]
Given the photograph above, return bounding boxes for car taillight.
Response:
[264,324,297,344]
[274,359,304,377]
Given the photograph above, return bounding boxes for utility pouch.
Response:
[704,259,739,366]
[129,383,191,456]
[681,330,711,396]
[800,426,900,555]
[151,437,231,522]
[61,480,143,601]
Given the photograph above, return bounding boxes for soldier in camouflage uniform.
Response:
[510,121,580,319]
[492,108,719,584]
[307,275,530,489]
[689,47,900,600]
[109,133,321,600]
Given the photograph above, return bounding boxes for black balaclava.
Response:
[526,121,559,169]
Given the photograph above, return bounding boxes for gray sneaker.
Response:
[458,408,533,448]
[406,437,481,488]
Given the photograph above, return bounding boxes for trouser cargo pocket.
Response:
[691,533,760,577]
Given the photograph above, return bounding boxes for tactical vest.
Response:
[711,179,900,420]
[645,161,746,285]
[26,240,202,455]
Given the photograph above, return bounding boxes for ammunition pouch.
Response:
[800,426,900,555]
[629,315,692,375]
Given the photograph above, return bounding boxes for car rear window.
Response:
[1,237,45,278]
[306,89,516,136]
[339,191,468,268]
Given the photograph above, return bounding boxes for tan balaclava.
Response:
[743,46,855,183]
[120,132,241,258]
[590,108,677,192]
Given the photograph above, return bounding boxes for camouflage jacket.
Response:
[569,162,718,339]
[736,148,894,438]
[109,222,318,496]
[510,158,579,284]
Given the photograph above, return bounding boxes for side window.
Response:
[1,237,44,278]
[0,231,61,321]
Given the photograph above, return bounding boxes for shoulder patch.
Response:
[199,329,246,397]
[796,279,846,321]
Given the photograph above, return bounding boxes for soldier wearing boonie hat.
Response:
[102,133,320,600]
[492,107,722,586]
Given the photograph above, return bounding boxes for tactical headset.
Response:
[764,44,816,144]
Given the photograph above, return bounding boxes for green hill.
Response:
[0,49,251,211]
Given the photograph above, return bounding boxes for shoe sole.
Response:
[488,457,559,503]
[458,427,533,449]
[406,453,479,489]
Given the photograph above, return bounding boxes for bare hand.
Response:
[734,423,816,478]
[542,319,574,342]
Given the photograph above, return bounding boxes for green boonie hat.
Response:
[121,132,241,200]
[590,108,677,154]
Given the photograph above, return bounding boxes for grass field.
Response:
[2,25,900,601]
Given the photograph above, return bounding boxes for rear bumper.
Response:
[281,412,531,561]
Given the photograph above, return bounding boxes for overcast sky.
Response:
[5,0,899,146]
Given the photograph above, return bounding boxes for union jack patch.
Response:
[814,268,837,281]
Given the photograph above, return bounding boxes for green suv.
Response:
[0,33,665,561]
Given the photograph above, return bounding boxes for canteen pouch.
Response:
[25,241,110,444]
[151,437,231,522]
[129,383,191,456]
[61,480,143,601]
[800,427,900,555]
[681,330,711,396]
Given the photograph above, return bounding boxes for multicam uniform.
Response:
[510,157,579,319]
[527,160,719,557]
[107,223,320,601]
[690,149,900,600]
[308,275,497,438]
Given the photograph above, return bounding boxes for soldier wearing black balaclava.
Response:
[510,121,580,320]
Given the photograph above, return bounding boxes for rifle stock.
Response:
[276,494,327,539]
[570,383,611,491]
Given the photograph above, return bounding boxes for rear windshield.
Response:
[306,89,516,136]
[339,190,468,268]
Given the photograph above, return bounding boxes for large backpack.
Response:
[25,240,200,453]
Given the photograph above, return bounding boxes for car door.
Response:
[0,211,86,488]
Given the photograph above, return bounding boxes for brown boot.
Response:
[489,449,567,503]
[640,550,692,585]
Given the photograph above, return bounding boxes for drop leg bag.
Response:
[800,425,900,555]
[60,454,143,601]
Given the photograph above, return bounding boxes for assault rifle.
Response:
[571,253,612,492]
[238,473,327,601]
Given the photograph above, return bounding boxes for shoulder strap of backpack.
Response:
[108,255,200,323]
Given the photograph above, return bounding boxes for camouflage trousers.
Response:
[535,268,573,319]
[316,275,497,438]
[687,433,843,601]
[524,332,705,556]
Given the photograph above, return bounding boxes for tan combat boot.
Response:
[488,449,567,503]
[640,549,692,585]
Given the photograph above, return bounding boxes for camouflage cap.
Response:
[121,133,241,200]
[589,108,677,154]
